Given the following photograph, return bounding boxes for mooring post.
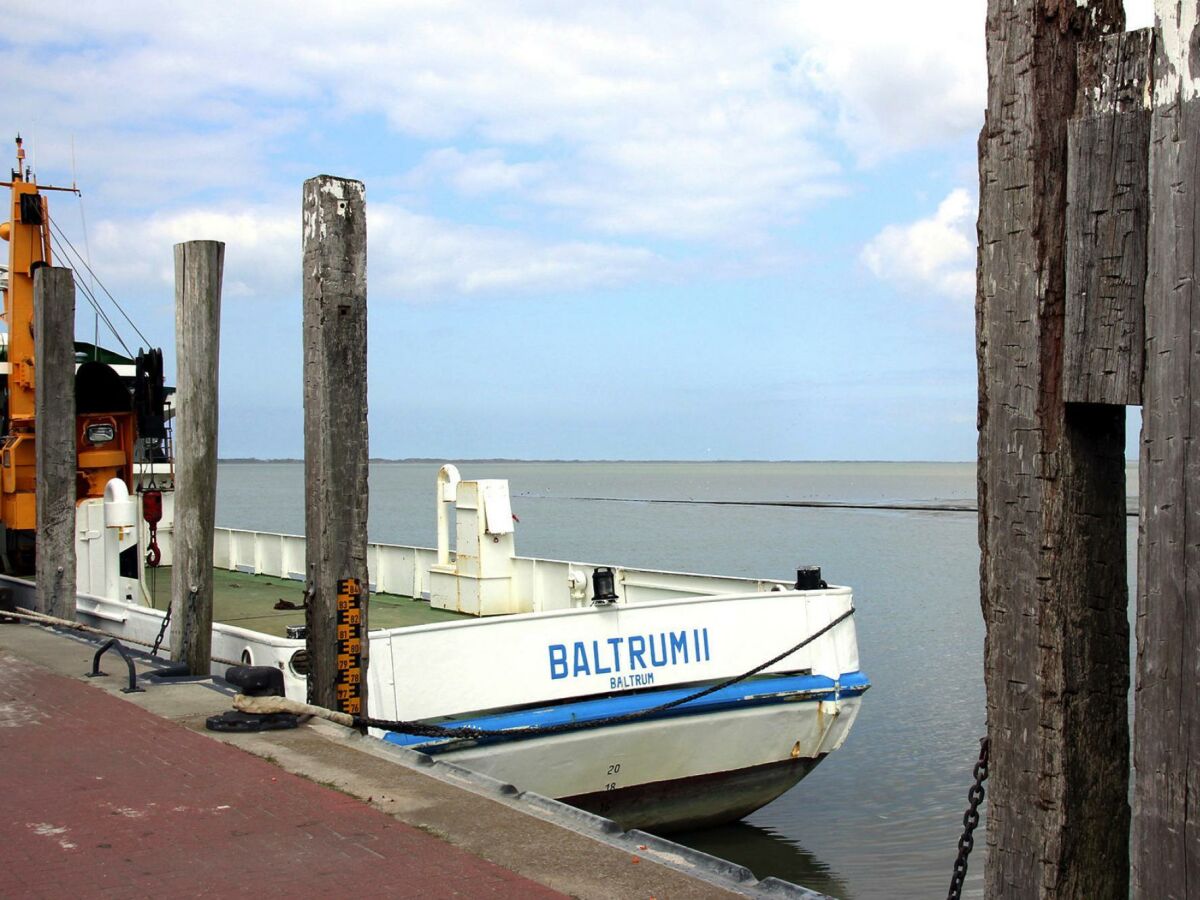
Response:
[1133,3,1200,892]
[302,176,369,714]
[33,266,76,621]
[170,240,224,675]
[977,1,1131,895]
[1064,30,1152,407]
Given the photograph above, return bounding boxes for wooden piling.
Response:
[302,176,369,713]
[170,240,224,675]
[33,266,76,621]
[977,1,1130,895]
[1133,4,1200,892]
[1065,29,1152,406]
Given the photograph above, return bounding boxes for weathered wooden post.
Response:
[977,1,1131,895]
[170,240,224,675]
[33,266,76,620]
[1065,30,1151,408]
[1133,2,1200,892]
[302,176,369,714]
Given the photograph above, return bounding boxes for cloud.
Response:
[5,1,990,248]
[76,202,659,305]
[372,205,660,296]
[860,189,976,300]
[411,149,550,196]
[787,4,986,166]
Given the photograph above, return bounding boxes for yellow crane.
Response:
[0,136,143,572]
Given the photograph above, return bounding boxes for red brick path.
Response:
[0,655,564,899]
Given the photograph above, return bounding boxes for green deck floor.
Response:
[145,566,471,637]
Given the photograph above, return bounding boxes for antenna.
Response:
[69,134,79,193]
[70,135,96,314]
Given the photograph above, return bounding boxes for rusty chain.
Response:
[948,735,989,900]
[150,599,171,656]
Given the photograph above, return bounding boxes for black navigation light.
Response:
[795,566,828,590]
[592,567,619,604]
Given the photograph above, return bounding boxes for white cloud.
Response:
[372,205,660,297]
[5,1,990,249]
[409,148,550,196]
[787,4,985,166]
[80,202,658,304]
[860,189,976,300]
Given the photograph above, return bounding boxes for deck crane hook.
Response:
[142,488,163,567]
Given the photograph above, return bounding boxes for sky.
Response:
[1,1,1155,460]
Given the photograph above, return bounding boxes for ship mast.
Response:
[0,134,117,573]
[4,135,50,428]
[0,135,54,552]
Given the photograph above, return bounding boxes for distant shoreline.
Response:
[217,457,981,465]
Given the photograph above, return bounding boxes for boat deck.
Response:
[144,566,471,637]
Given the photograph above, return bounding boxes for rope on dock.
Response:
[6,607,244,668]
[234,606,858,743]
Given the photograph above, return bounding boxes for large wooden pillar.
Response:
[33,266,76,621]
[1133,2,1200,893]
[977,1,1130,895]
[302,176,369,713]
[171,240,224,675]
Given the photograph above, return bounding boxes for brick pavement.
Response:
[0,654,565,899]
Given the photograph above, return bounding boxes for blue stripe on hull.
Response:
[382,670,870,750]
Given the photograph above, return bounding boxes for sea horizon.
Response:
[219,456,979,464]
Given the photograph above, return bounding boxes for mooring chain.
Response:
[356,607,857,741]
[948,735,990,900]
[150,600,171,657]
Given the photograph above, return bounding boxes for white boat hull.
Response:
[407,695,863,831]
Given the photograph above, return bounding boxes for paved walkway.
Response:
[0,653,563,899]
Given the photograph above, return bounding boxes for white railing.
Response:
[206,527,790,613]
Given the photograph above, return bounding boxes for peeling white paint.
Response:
[305,178,363,239]
[1155,0,1200,103]
[303,205,320,242]
[1075,0,1105,29]
[321,179,363,219]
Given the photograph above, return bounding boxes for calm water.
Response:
[216,461,1138,900]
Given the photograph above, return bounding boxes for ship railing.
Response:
[201,527,792,612]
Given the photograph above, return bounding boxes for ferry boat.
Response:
[63,465,868,831]
[0,137,869,831]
